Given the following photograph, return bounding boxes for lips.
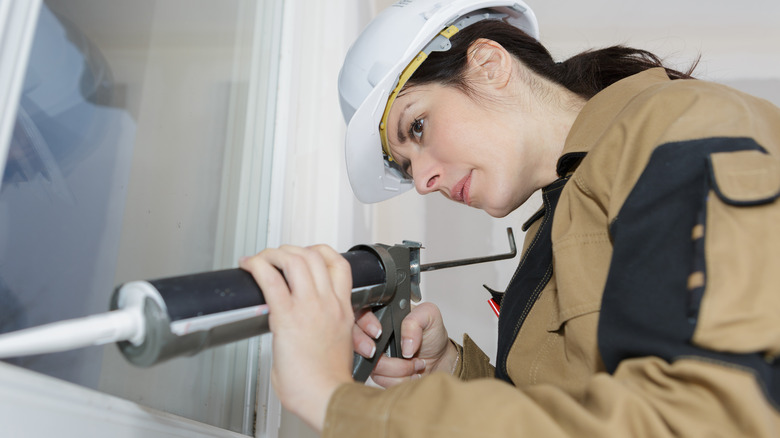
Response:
[451,171,473,205]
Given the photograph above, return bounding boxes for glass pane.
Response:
[0,0,275,432]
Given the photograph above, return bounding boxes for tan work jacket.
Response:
[324,68,780,437]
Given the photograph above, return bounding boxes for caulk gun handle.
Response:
[350,288,410,382]
[349,243,414,382]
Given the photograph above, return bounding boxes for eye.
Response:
[409,118,424,140]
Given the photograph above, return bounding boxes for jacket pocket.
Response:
[547,232,610,332]
[708,150,780,206]
[693,149,780,356]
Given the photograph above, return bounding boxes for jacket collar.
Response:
[556,68,672,176]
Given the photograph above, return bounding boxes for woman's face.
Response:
[385,82,544,218]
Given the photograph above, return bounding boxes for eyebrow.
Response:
[396,125,406,144]
[395,102,415,144]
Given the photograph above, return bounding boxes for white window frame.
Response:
[0,361,251,437]
[0,0,41,186]
[256,0,374,435]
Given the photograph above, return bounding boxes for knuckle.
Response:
[280,253,305,271]
[308,243,329,252]
[401,317,420,333]
[243,256,271,277]
[239,255,260,272]
[304,247,327,266]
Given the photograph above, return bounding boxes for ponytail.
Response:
[408,20,698,100]
[556,46,698,98]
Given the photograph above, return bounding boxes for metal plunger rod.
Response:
[419,228,516,272]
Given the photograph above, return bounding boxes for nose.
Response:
[413,158,441,195]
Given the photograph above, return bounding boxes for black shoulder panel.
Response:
[598,137,780,408]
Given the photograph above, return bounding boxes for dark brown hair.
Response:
[408,20,698,99]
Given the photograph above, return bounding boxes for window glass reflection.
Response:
[0,1,265,432]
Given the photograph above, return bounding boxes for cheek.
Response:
[428,123,484,164]
[425,125,457,160]
[478,165,529,216]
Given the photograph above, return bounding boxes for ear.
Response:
[465,38,513,89]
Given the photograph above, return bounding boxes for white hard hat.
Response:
[338,0,539,204]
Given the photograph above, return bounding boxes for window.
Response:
[0,0,282,433]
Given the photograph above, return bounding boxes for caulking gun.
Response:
[0,229,515,382]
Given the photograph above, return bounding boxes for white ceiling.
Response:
[373,0,780,81]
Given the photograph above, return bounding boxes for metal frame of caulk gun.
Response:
[111,242,420,376]
[350,228,518,381]
[0,247,389,367]
[110,229,517,380]
[111,246,391,369]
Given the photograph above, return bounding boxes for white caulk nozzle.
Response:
[0,306,144,359]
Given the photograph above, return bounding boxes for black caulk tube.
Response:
[111,248,388,367]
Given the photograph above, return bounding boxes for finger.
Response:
[370,357,427,388]
[277,245,333,301]
[355,309,382,339]
[371,374,422,388]
[400,312,428,359]
[309,244,353,309]
[371,355,426,378]
[352,324,376,358]
[251,247,320,303]
[240,251,293,313]
[399,302,443,358]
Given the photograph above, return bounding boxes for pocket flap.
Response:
[709,150,780,206]
[546,301,601,332]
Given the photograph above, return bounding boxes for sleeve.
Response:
[452,334,495,380]
[323,358,773,438]
[322,82,780,438]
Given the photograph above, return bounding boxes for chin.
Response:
[482,205,512,218]
[482,195,527,218]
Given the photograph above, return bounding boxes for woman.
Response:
[240,0,780,435]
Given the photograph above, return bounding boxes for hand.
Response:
[353,302,459,387]
[240,245,354,432]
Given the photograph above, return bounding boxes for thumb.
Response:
[400,302,443,359]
